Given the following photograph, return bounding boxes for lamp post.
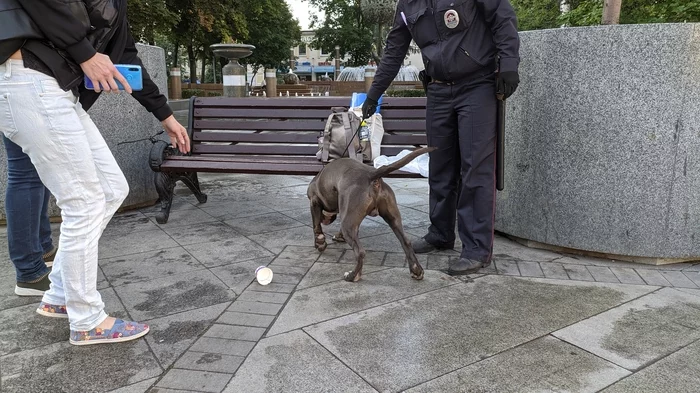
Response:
[334,45,340,80]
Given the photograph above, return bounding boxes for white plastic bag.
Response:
[373,149,430,178]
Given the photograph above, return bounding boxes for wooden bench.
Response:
[148,96,428,224]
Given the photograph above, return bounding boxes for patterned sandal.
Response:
[36,302,68,319]
[70,319,149,346]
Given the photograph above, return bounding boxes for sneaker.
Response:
[36,302,68,319]
[15,273,51,296]
[411,237,454,254]
[43,245,58,268]
[70,319,150,346]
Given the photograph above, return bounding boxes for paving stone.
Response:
[517,261,544,277]
[276,245,319,261]
[156,369,232,393]
[553,287,700,370]
[315,247,344,263]
[563,264,595,281]
[495,260,520,276]
[297,263,389,290]
[610,267,646,285]
[636,269,672,286]
[337,231,420,253]
[200,200,276,220]
[115,269,235,320]
[659,271,698,288]
[268,268,459,336]
[383,252,429,268]
[161,221,241,247]
[103,211,160,237]
[601,340,700,393]
[367,205,430,229]
[407,336,630,393]
[224,212,306,236]
[99,228,178,259]
[217,311,276,328]
[340,250,385,266]
[204,324,266,342]
[237,291,289,304]
[269,258,315,269]
[0,271,43,312]
[588,266,621,283]
[492,237,562,262]
[1,339,160,392]
[684,271,700,286]
[541,262,570,280]
[100,247,205,287]
[183,237,274,268]
[210,258,273,296]
[189,337,256,357]
[227,300,283,316]
[174,351,245,374]
[305,276,654,392]
[426,254,453,270]
[247,226,314,254]
[247,282,296,294]
[106,377,158,393]
[148,208,220,227]
[267,273,305,285]
[0,288,127,356]
[223,330,378,393]
[144,303,228,368]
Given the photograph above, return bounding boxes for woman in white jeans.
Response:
[0,31,189,344]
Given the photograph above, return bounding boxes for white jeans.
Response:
[0,60,129,331]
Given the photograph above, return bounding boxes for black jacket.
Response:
[368,0,520,100]
[19,0,172,120]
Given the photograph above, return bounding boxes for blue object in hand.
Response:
[84,64,143,91]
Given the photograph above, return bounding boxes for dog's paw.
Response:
[332,232,346,243]
[343,270,362,282]
[410,265,424,281]
[315,234,327,252]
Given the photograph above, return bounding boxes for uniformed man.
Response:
[362,0,520,275]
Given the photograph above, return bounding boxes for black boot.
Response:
[445,258,484,276]
[411,237,454,254]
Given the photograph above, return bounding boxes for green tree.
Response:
[127,0,178,45]
[308,0,375,66]
[240,0,302,75]
[559,0,700,26]
[509,0,561,31]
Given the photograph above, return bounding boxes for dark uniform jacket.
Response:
[368,0,520,101]
[18,0,172,120]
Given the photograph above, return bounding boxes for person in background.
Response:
[363,0,520,275]
[0,0,190,345]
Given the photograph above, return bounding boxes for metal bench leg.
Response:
[180,172,208,204]
[154,172,176,224]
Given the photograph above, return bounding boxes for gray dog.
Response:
[307,146,436,282]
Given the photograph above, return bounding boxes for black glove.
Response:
[362,97,378,119]
[497,71,519,99]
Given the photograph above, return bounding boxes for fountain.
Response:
[336,65,420,82]
[210,43,255,97]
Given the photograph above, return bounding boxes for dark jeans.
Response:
[2,135,53,282]
[423,72,498,263]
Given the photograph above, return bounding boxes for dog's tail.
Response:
[370,146,437,180]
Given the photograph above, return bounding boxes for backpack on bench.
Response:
[316,107,383,163]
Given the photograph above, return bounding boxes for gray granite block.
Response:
[227,301,283,315]
[407,336,630,393]
[541,262,570,280]
[183,237,274,268]
[517,261,544,277]
[588,266,621,283]
[601,339,700,393]
[217,311,276,328]
[222,330,378,393]
[1,339,161,392]
[268,268,459,336]
[100,247,205,287]
[659,271,698,288]
[143,303,228,368]
[495,24,700,261]
[236,291,289,304]
[610,268,645,285]
[204,324,266,342]
[114,269,235,320]
[156,369,232,393]
[189,337,256,357]
[496,260,520,276]
[304,275,654,392]
[684,271,700,286]
[174,351,245,374]
[553,287,700,370]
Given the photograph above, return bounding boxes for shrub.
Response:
[206,91,223,97]
[182,89,205,99]
[385,89,426,97]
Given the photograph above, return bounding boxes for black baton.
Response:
[496,92,505,191]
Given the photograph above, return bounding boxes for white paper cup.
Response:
[255,266,273,285]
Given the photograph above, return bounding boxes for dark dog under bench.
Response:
[148,96,429,224]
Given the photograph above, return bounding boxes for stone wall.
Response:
[0,43,169,221]
[495,23,700,262]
